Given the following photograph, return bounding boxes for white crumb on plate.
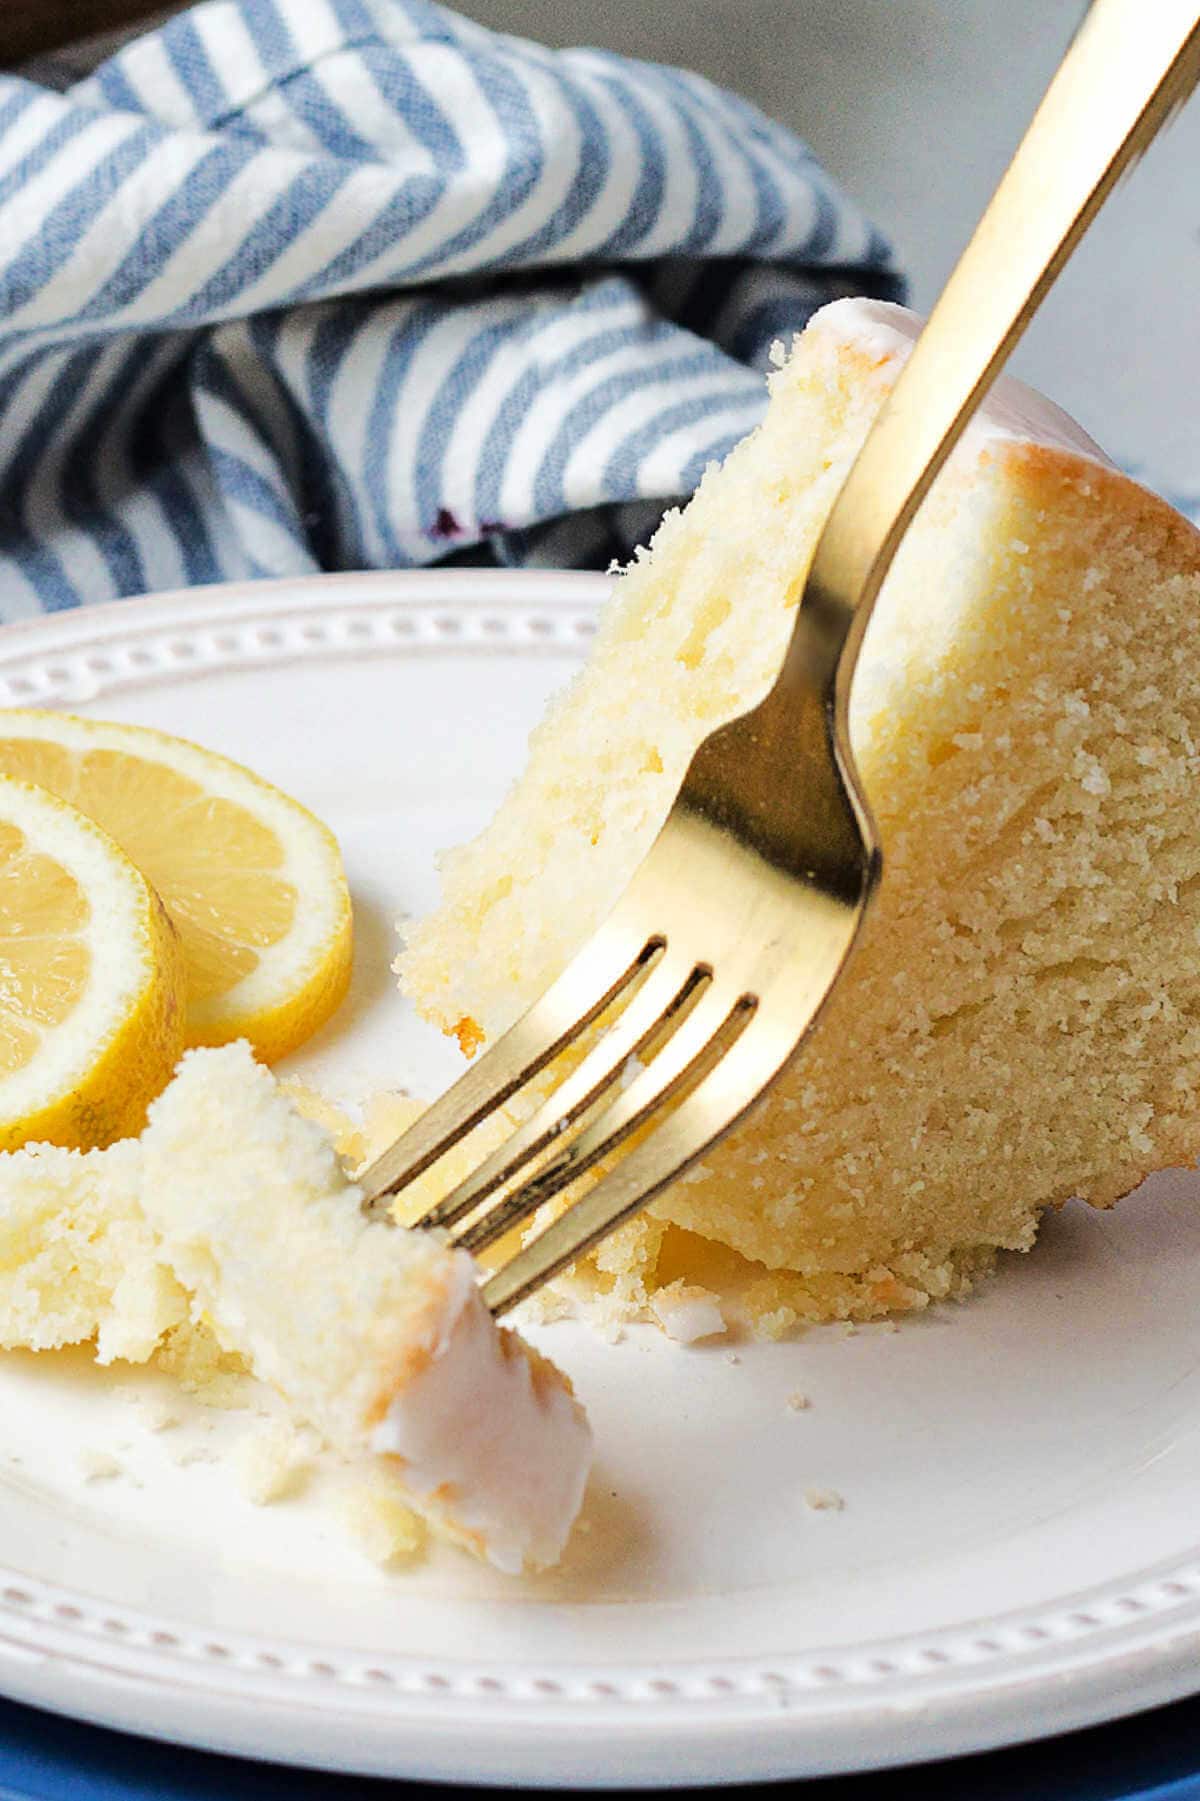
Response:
[340,1482,428,1567]
[804,1486,844,1512]
[170,1444,219,1469]
[234,1420,312,1505]
[650,1281,726,1343]
[139,1400,182,1433]
[77,1449,122,1483]
[786,1392,810,1412]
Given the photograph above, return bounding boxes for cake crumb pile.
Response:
[0,1044,592,1574]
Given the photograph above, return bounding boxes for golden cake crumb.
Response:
[235,1421,313,1505]
[341,1483,429,1567]
[155,1322,251,1408]
[77,1448,122,1483]
[804,1486,844,1513]
[452,1016,485,1059]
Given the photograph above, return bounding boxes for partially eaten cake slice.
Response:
[0,1044,592,1572]
[400,298,1200,1331]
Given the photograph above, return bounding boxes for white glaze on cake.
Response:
[815,297,1112,466]
[370,1254,593,1574]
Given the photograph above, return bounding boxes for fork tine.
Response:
[358,926,660,1215]
[481,1004,787,1315]
[420,951,707,1235]
[455,982,753,1256]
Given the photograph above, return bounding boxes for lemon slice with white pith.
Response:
[0,713,352,1063]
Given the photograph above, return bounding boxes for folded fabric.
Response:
[0,0,901,617]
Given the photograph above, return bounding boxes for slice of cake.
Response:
[399,297,1200,1331]
[0,1044,592,1572]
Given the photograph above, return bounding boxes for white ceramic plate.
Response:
[1,570,1200,1788]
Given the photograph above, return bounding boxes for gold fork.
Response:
[362,0,1200,1316]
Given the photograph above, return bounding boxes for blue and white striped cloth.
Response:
[0,0,901,618]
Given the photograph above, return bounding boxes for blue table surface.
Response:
[2,1691,1200,1801]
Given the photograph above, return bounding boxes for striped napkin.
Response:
[0,0,901,619]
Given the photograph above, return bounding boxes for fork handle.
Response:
[790,0,1200,709]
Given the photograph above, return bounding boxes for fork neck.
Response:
[773,0,1200,739]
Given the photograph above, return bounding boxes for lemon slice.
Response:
[0,713,352,1063]
[0,774,185,1150]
